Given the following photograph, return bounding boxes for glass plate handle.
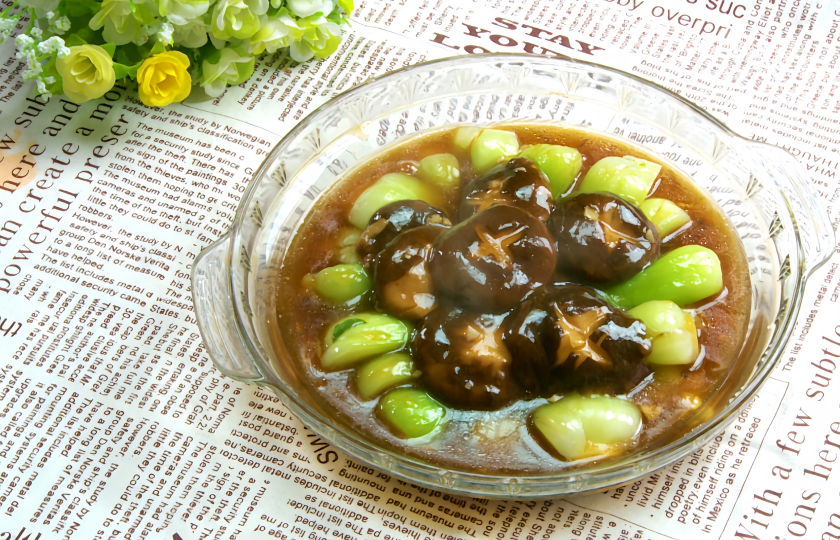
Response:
[192,232,264,382]
[746,142,836,276]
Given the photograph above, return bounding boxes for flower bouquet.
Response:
[0,0,352,106]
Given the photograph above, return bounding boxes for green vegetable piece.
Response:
[338,246,362,265]
[332,318,365,340]
[532,399,586,460]
[532,394,642,460]
[417,153,460,187]
[314,264,371,304]
[627,300,700,366]
[356,352,415,400]
[606,245,723,309]
[519,144,583,198]
[302,273,316,289]
[337,229,363,264]
[453,126,481,151]
[348,173,440,229]
[628,300,685,335]
[579,155,662,206]
[575,396,643,445]
[640,198,691,237]
[645,314,699,365]
[629,301,700,365]
[378,387,446,439]
[470,129,520,173]
[322,313,410,371]
[340,229,362,246]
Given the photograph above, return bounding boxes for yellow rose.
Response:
[137,51,192,107]
[55,44,116,104]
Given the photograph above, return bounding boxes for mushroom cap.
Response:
[429,205,556,312]
[414,306,523,410]
[503,283,651,395]
[373,225,442,321]
[548,192,660,283]
[357,200,451,269]
[460,158,555,222]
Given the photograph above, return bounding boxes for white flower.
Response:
[49,15,71,34]
[137,21,174,44]
[285,0,334,17]
[18,0,61,18]
[172,19,209,47]
[15,35,39,67]
[15,34,35,51]
[36,77,49,96]
[0,18,16,32]
[210,0,268,40]
[159,0,210,25]
[36,76,55,98]
[249,11,299,54]
[37,36,69,56]
[89,0,159,45]
[200,46,254,97]
[138,24,154,44]
[289,14,343,62]
[30,26,43,40]
[21,50,43,79]
[0,19,16,44]
[158,21,175,43]
[208,32,225,49]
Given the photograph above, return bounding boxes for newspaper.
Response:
[1,0,839,538]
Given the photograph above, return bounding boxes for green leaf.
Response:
[202,46,222,65]
[101,42,115,57]
[332,318,364,341]
[115,42,143,65]
[65,33,87,46]
[65,0,101,17]
[326,7,344,23]
[112,64,129,79]
[65,24,102,44]
[46,74,63,95]
[41,58,59,78]
[150,41,165,56]
[112,61,140,79]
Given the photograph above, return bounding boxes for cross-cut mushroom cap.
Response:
[429,205,556,312]
[548,192,660,283]
[414,306,523,410]
[357,200,451,269]
[374,225,442,321]
[460,158,554,222]
[503,283,652,395]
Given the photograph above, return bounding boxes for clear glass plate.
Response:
[191,54,834,498]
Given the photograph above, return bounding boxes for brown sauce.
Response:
[275,125,751,474]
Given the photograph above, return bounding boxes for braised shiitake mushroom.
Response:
[414,306,522,410]
[548,192,660,283]
[460,158,554,222]
[429,205,556,312]
[503,283,651,395]
[357,200,451,268]
[373,225,442,320]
